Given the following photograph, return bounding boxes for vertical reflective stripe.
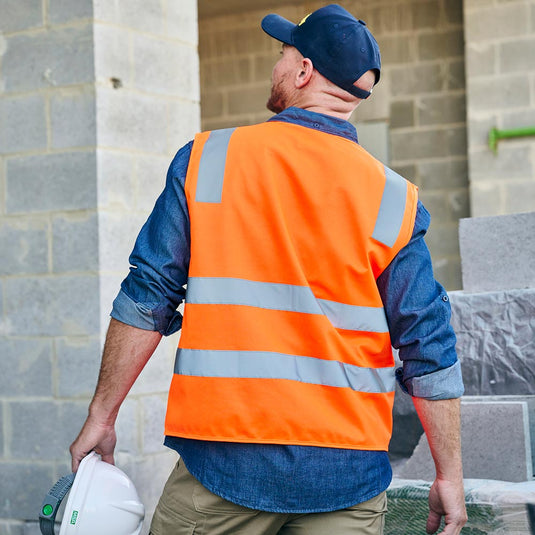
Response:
[186,277,389,333]
[195,128,236,203]
[175,348,396,393]
[372,166,408,247]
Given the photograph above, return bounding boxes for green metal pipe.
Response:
[488,126,535,154]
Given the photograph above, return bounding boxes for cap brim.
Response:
[261,14,295,45]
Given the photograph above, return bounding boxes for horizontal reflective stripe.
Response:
[316,298,388,333]
[195,128,236,203]
[175,348,396,393]
[372,166,407,247]
[186,277,388,333]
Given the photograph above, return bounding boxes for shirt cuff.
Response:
[110,289,157,331]
[396,360,464,400]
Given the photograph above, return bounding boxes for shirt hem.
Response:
[175,451,391,513]
[164,431,389,452]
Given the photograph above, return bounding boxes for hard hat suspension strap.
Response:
[39,473,76,535]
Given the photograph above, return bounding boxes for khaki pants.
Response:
[150,460,387,535]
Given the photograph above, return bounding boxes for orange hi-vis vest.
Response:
[165,120,418,451]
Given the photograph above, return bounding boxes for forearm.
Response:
[412,397,467,533]
[70,319,162,470]
[89,318,162,424]
[412,397,463,481]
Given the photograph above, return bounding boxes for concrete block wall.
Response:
[93,0,200,330]
[464,0,535,217]
[372,0,468,290]
[0,0,200,532]
[198,0,469,290]
[0,4,99,532]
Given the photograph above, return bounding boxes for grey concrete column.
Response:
[0,1,200,532]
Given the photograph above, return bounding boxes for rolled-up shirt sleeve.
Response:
[111,141,193,336]
[377,201,464,400]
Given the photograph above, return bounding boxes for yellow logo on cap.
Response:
[299,13,311,26]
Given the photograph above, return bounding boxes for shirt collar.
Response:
[267,107,359,144]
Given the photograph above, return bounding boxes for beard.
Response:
[266,77,289,114]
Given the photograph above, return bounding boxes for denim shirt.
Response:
[112,107,464,513]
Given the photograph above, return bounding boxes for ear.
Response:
[295,57,314,88]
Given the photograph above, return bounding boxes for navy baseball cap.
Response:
[261,4,381,99]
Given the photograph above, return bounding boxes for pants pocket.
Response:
[150,500,197,535]
[344,491,387,535]
[191,479,259,516]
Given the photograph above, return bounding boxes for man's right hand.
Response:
[68,319,162,472]
[69,415,117,472]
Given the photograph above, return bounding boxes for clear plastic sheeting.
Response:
[390,287,535,458]
[449,289,535,396]
[386,479,535,535]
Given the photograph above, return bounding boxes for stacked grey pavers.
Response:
[388,211,535,534]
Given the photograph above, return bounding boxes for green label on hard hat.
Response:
[42,504,54,516]
[70,511,78,525]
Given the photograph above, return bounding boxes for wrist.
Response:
[434,455,464,482]
[435,473,465,487]
[88,401,118,426]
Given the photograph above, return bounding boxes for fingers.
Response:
[98,450,115,466]
[426,478,468,535]
[439,506,468,535]
[69,418,117,472]
[69,443,93,473]
[427,516,467,535]
[435,518,467,535]
[426,510,442,534]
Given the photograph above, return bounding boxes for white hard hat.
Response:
[39,452,144,535]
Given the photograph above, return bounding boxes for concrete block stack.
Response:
[400,397,534,482]
[454,212,535,402]
[392,211,535,533]
[0,0,199,532]
[459,211,535,293]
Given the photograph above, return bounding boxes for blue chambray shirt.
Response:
[112,107,464,513]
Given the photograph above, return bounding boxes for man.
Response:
[70,4,467,535]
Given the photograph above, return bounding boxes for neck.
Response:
[299,104,354,121]
[287,83,361,121]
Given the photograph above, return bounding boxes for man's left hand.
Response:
[426,477,467,535]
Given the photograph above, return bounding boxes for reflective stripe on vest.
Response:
[372,167,408,247]
[175,348,396,393]
[195,128,235,203]
[186,277,389,333]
